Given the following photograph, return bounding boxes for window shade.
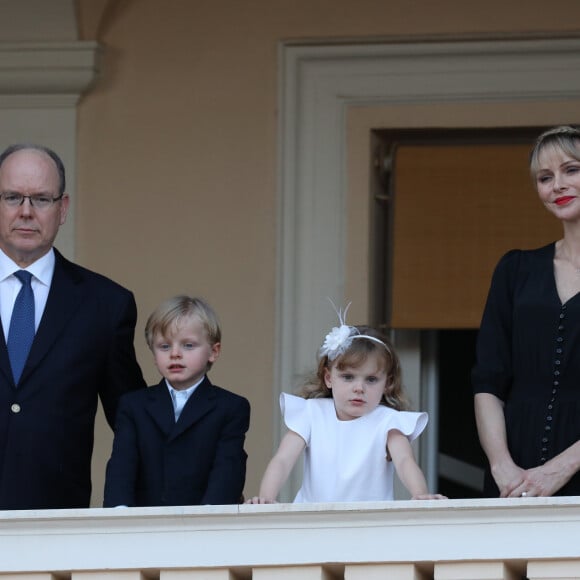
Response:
[390,143,561,328]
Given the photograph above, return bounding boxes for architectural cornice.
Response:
[0,41,100,106]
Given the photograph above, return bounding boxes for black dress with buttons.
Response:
[472,243,580,496]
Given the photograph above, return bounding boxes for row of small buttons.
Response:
[541,306,566,463]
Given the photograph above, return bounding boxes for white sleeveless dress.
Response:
[281,393,428,502]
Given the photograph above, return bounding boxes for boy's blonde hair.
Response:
[530,125,580,178]
[298,325,409,411]
[145,295,221,368]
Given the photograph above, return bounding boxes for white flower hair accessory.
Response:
[318,301,388,361]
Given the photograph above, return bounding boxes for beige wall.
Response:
[75,0,580,502]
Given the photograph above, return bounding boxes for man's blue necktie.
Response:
[7,270,35,384]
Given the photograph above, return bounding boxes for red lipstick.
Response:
[555,196,575,206]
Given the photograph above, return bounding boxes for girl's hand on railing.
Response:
[245,496,278,504]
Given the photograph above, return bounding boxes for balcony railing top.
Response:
[1,497,580,574]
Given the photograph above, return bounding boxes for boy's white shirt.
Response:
[165,375,205,421]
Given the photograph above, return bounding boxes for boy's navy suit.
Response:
[103,376,250,506]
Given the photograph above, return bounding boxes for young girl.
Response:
[247,309,445,503]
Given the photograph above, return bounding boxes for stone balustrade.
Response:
[1,498,579,579]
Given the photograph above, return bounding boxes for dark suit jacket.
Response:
[103,376,250,507]
[0,249,146,510]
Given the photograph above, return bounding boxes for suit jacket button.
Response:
[11,403,21,413]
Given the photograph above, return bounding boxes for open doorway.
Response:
[437,328,484,497]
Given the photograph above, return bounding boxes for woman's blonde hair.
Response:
[530,125,580,178]
[298,325,409,411]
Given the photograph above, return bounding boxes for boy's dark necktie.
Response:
[7,270,35,384]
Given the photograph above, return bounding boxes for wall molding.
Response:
[0,42,99,106]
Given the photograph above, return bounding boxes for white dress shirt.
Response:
[0,248,55,341]
[165,376,204,422]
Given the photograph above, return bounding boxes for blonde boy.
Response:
[104,296,250,507]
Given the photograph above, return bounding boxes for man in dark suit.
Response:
[104,296,250,507]
[0,144,146,510]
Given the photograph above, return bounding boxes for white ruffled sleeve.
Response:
[280,393,311,444]
[389,410,428,442]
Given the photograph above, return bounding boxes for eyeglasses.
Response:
[0,192,64,210]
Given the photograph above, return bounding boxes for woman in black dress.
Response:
[473,125,580,497]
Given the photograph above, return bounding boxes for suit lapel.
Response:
[144,380,176,436]
[0,323,11,386]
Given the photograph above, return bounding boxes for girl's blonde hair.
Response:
[298,325,409,411]
[530,125,580,178]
